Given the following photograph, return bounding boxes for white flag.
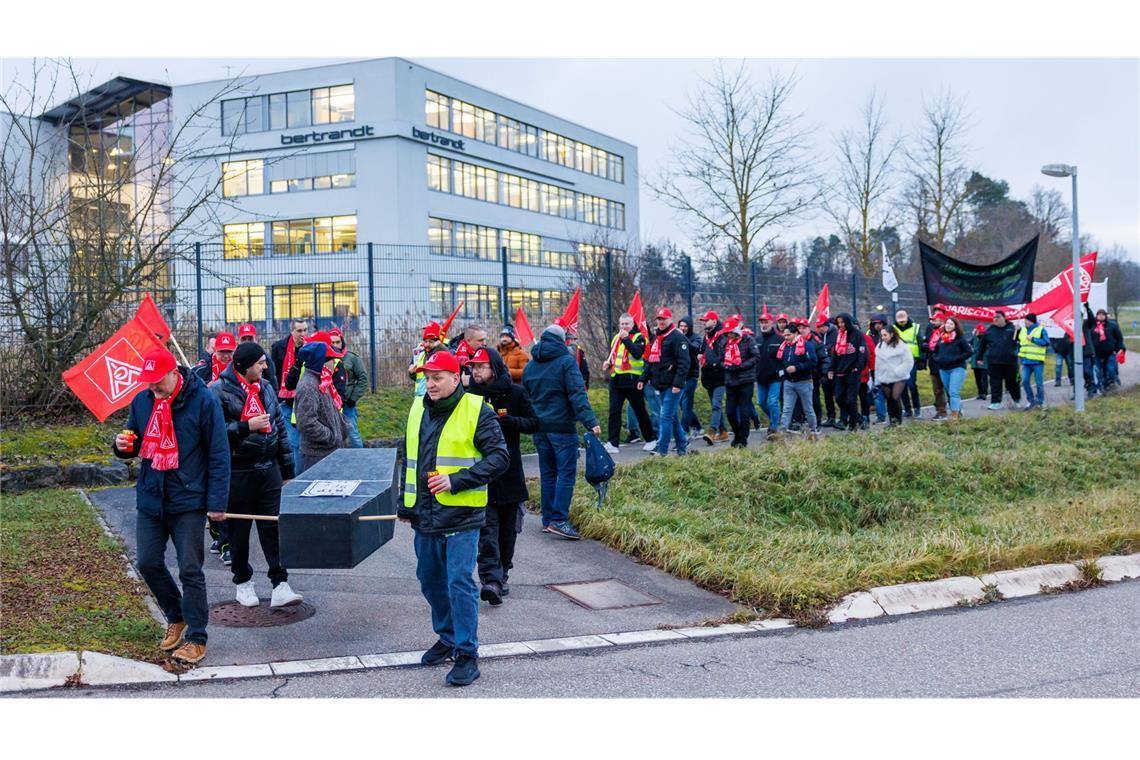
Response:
[881,242,899,292]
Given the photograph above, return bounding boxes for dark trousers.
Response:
[607,382,654,447]
[228,467,287,587]
[136,509,209,645]
[819,375,836,419]
[859,381,872,421]
[989,363,1021,404]
[901,364,921,415]
[833,374,861,429]
[973,368,989,397]
[929,367,947,413]
[880,381,906,422]
[207,517,229,547]
[725,383,754,445]
[478,501,522,586]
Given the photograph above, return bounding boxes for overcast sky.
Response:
[5,57,1138,262]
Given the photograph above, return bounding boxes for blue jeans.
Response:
[655,387,688,455]
[342,405,364,448]
[1093,355,1117,388]
[680,377,701,431]
[872,383,887,421]
[136,509,209,645]
[533,431,579,525]
[706,384,726,431]
[1021,362,1045,406]
[939,367,967,413]
[755,380,782,432]
[413,527,480,658]
[1055,351,1073,383]
[283,404,303,474]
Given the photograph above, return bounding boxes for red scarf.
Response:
[778,336,806,359]
[455,339,473,367]
[320,365,343,411]
[940,329,956,344]
[236,372,270,432]
[140,373,184,471]
[211,355,227,382]
[279,339,297,399]
[647,325,675,363]
[835,329,854,355]
[1095,322,1107,341]
[724,336,742,366]
[927,329,941,352]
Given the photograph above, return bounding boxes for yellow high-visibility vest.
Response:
[895,323,921,358]
[609,332,645,376]
[1018,324,1047,363]
[403,392,487,509]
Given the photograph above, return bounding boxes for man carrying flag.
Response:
[112,347,230,665]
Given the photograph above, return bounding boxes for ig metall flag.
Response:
[881,242,899,292]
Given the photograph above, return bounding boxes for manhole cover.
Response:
[547,579,664,610]
[209,601,316,627]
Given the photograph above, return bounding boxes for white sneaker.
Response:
[235,580,259,608]
[602,442,620,455]
[270,581,303,608]
[642,441,657,452]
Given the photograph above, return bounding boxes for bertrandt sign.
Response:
[412,126,465,150]
[281,125,375,145]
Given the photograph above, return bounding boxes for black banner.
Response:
[920,236,1038,307]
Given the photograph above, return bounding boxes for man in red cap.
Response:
[291,336,349,473]
[193,331,236,384]
[641,307,691,456]
[409,321,446,397]
[400,348,509,686]
[112,347,230,665]
[238,323,278,409]
[272,318,310,474]
[699,310,729,444]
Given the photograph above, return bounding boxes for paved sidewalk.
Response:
[89,489,736,667]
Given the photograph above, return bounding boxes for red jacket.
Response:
[861,333,876,383]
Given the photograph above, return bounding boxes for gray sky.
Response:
[5,56,1138,262]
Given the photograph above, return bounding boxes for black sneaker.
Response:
[220,544,231,566]
[545,521,581,540]
[209,540,221,554]
[480,582,503,606]
[421,639,453,666]
[627,435,644,444]
[446,654,480,686]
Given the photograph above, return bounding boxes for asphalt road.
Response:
[38,580,1140,698]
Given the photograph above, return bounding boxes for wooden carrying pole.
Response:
[221,513,398,522]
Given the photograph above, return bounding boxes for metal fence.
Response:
[1,242,935,410]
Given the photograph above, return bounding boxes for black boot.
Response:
[446,654,480,686]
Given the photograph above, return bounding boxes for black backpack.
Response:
[583,431,616,508]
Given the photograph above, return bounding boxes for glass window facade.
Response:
[223,222,265,259]
[222,85,355,135]
[426,156,625,230]
[225,286,267,323]
[430,281,499,321]
[427,217,600,270]
[270,280,359,322]
[222,159,265,198]
[231,215,356,256]
[425,89,624,183]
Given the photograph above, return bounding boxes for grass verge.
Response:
[0,489,162,659]
[569,388,1140,617]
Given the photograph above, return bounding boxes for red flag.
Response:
[810,284,830,326]
[1051,299,1077,342]
[556,288,581,334]
[628,290,647,337]
[439,299,465,339]
[135,293,171,342]
[62,318,166,422]
[514,306,535,346]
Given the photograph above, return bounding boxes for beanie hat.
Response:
[545,323,566,341]
[233,342,266,374]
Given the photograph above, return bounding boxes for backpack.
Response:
[583,431,616,508]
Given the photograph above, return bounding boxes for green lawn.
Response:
[569,388,1140,618]
[0,489,162,659]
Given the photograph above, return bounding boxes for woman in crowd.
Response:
[875,326,915,426]
[932,317,973,421]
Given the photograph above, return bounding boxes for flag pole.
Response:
[168,335,191,367]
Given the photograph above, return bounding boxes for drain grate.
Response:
[547,579,664,610]
[209,601,316,627]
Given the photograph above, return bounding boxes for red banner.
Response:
[62,318,166,421]
[135,293,171,341]
[934,252,1098,323]
[556,288,581,334]
[810,284,830,326]
[514,306,535,347]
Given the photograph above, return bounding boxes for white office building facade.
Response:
[171,58,639,337]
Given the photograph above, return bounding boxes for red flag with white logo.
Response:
[62,318,166,421]
[514,307,535,347]
[555,288,581,334]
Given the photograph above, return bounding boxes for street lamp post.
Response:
[1041,163,1083,412]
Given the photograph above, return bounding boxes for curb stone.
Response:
[3,552,1137,693]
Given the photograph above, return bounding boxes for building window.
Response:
[222,159,265,197]
[269,93,287,130]
[428,217,452,255]
[268,215,357,255]
[427,155,450,192]
[226,286,267,323]
[224,85,354,135]
[222,96,267,136]
[332,215,357,250]
[426,90,450,130]
[286,90,311,128]
[270,281,359,324]
[430,281,499,321]
[223,222,265,259]
[502,230,540,266]
[311,84,355,125]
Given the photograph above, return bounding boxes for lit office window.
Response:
[332,215,357,250]
[315,281,359,320]
[314,216,333,250]
[331,173,355,188]
[328,85,354,123]
[313,176,331,191]
[225,286,267,323]
[453,221,497,260]
[430,281,499,321]
[428,217,451,254]
[289,218,313,254]
[223,222,265,259]
[475,106,497,144]
[426,91,450,130]
[502,230,540,266]
[427,155,450,192]
[287,90,311,128]
[452,99,476,138]
[222,159,265,197]
[271,179,288,194]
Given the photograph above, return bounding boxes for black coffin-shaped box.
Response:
[278,448,398,569]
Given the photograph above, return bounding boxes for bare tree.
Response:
[902,90,972,251]
[0,58,244,411]
[823,90,902,276]
[1026,184,1070,243]
[647,62,821,266]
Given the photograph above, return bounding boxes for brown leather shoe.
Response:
[160,622,187,652]
[171,641,207,664]
[713,430,730,443]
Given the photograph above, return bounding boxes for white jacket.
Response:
[875,340,915,385]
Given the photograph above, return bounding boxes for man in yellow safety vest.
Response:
[399,349,508,686]
[601,313,655,454]
[892,309,923,418]
[1017,312,1051,409]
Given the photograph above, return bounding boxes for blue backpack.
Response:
[583,431,615,508]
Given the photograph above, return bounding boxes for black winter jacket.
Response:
[641,324,691,390]
[978,322,1019,366]
[677,318,703,381]
[466,347,539,505]
[722,333,758,388]
[931,332,973,371]
[397,385,509,535]
[776,338,818,379]
[753,328,784,383]
[270,336,301,403]
[1091,317,1124,356]
[827,314,868,376]
[209,364,295,479]
[701,324,728,389]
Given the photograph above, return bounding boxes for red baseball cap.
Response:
[815,314,829,328]
[306,330,346,358]
[237,323,257,339]
[655,307,672,319]
[329,327,344,339]
[423,321,442,340]
[137,347,177,384]
[415,350,460,374]
[759,310,774,322]
[700,310,719,322]
[469,347,492,364]
[215,332,237,351]
[723,317,742,333]
[933,311,948,321]
[775,313,789,322]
